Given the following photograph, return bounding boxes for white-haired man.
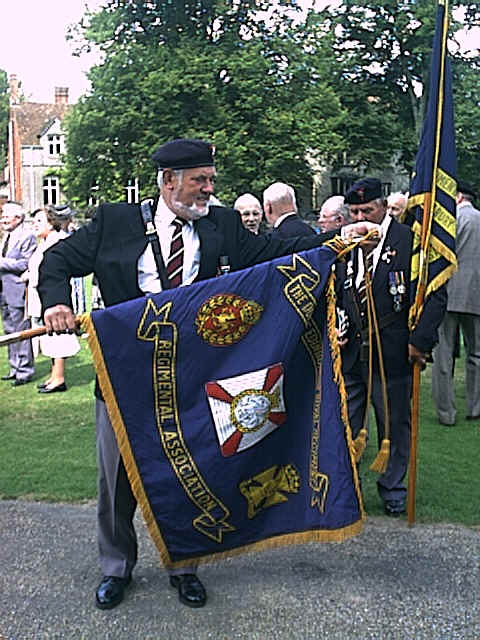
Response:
[318,195,349,232]
[263,182,315,238]
[234,193,263,235]
[39,138,381,613]
[387,192,408,222]
[0,201,37,385]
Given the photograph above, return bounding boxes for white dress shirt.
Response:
[354,213,393,288]
[137,197,201,294]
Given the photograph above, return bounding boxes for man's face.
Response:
[348,199,386,225]
[1,208,22,232]
[165,166,216,221]
[387,196,406,220]
[318,208,345,231]
[238,205,262,234]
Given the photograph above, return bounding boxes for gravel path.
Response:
[1,500,479,640]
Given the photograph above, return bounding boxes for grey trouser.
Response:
[96,399,196,578]
[432,311,480,423]
[1,303,34,381]
[345,360,411,502]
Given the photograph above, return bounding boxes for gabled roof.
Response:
[13,102,70,146]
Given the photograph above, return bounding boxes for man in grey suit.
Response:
[432,181,480,425]
[0,202,37,385]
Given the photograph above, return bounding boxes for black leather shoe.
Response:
[384,499,406,517]
[37,381,50,389]
[2,373,16,380]
[11,378,31,387]
[95,575,131,610]
[169,574,207,608]
[466,415,480,421]
[38,382,67,394]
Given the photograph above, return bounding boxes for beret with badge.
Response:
[344,177,383,205]
[152,138,215,170]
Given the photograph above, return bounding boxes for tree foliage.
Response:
[64,0,346,206]
[64,1,480,205]
[318,0,480,180]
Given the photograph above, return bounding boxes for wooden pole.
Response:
[0,319,82,347]
[407,362,422,525]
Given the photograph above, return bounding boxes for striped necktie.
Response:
[166,218,185,288]
[358,250,374,309]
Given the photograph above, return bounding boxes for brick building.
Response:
[6,74,70,212]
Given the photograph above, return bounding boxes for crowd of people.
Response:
[1,137,478,613]
[0,200,83,392]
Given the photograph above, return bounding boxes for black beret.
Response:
[152,138,215,170]
[345,178,383,205]
[457,180,477,200]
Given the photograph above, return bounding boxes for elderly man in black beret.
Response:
[339,177,447,516]
[38,138,380,612]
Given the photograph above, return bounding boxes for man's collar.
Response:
[274,211,296,228]
[154,196,194,227]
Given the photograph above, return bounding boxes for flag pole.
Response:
[407,0,452,525]
[0,318,83,347]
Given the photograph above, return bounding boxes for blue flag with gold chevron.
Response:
[408,0,457,329]
[82,246,363,569]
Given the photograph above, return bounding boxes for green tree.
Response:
[452,56,480,188]
[319,0,480,172]
[64,0,346,207]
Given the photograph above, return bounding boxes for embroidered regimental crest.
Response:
[195,294,263,346]
[205,364,287,457]
[239,464,301,519]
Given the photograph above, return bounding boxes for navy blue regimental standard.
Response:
[82,246,363,569]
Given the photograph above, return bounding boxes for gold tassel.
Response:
[369,438,390,474]
[352,427,368,462]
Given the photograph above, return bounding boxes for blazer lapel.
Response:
[373,221,402,293]
[196,215,223,281]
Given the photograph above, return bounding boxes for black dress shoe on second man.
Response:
[95,575,132,610]
[384,499,406,517]
[38,382,67,394]
[169,574,207,608]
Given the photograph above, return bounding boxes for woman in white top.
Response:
[24,206,80,393]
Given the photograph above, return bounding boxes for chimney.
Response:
[55,87,69,105]
[9,74,19,104]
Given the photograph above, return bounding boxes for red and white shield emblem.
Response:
[205,364,287,457]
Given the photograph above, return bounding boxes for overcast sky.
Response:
[0,0,103,103]
[0,1,477,104]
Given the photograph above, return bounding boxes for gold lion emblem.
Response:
[195,294,263,346]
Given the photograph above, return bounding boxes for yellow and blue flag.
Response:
[408,0,457,330]
[82,246,363,569]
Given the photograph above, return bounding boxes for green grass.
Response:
[360,357,480,525]
[1,317,479,524]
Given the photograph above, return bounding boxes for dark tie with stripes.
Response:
[358,250,374,309]
[166,219,185,288]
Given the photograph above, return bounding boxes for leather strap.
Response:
[140,200,171,291]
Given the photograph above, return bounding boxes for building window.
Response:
[330,175,358,196]
[88,184,99,208]
[125,178,139,204]
[43,176,59,205]
[48,134,62,155]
